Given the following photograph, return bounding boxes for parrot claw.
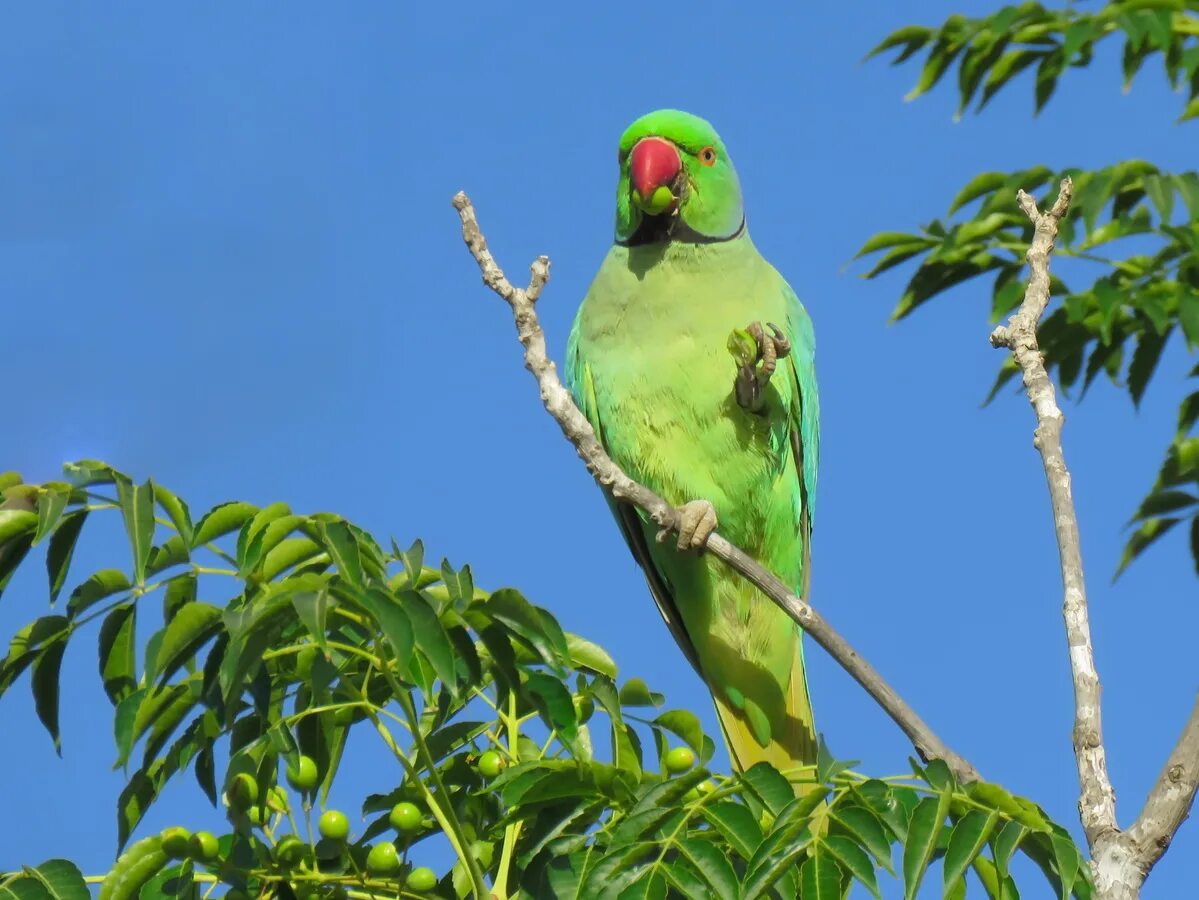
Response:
[674,499,718,552]
[730,321,791,413]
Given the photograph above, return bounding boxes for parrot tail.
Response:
[711,640,818,792]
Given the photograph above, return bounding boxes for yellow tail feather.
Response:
[712,644,818,793]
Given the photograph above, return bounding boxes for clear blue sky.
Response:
[2,2,1196,896]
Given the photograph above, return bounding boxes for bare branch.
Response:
[1128,695,1199,875]
[452,190,979,784]
[990,177,1121,850]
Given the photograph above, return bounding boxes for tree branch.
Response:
[1128,695,1199,875]
[990,177,1123,851]
[451,190,979,785]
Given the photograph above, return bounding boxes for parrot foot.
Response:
[668,499,718,552]
[728,321,791,413]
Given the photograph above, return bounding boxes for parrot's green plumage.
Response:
[566,110,821,775]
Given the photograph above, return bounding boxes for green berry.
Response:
[405,867,437,892]
[189,831,220,861]
[246,805,268,826]
[388,801,422,833]
[477,750,504,779]
[286,755,319,792]
[160,826,191,859]
[275,835,307,866]
[226,773,258,810]
[664,746,696,774]
[318,809,350,842]
[366,841,401,875]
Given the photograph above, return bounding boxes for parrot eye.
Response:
[699,146,717,166]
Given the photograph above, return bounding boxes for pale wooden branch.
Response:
[451,190,979,785]
[990,177,1120,850]
[990,178,1199,898]
[1127,696,1199,876]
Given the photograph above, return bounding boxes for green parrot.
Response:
[566,109,820,775]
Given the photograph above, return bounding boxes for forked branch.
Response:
[991,178,1199,898]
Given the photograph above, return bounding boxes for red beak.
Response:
[629,137,681,199]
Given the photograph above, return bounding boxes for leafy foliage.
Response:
[1,463,1091,897]
[868,0,1199,120]
[862,4,1199,579]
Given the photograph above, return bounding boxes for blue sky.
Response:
[2,2,1197,896]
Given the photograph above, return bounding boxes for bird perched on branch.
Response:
[566,110,821,776]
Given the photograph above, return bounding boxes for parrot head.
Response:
[614,109,745,246]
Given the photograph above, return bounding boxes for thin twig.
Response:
[451,190,979,784]
[989,178,1121,850]
[1128,695,1199,876]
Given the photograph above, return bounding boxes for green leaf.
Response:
[949,172,1008,213]
[821,833,881,898]
[1051,831,1082,899]
[45,510,87,606]
[152,484,193,546]
[702,801,763,860]
[317,519,363,586]
[0,877,51,900]
[191,501,256,549]
[1191,518,1199,577]
[903,795,948,899]
[32,486,71,545]
[0,507,37,545]
[979,49,1044,110]
[486,588,571,670]
[99,603,138,704]
[113,687,146,768]
[23,860,89,900]
[526,670,579,742]
[67,569,133,619]
[150,602,221,685]
[855,231,931,257]
[617,872,666,900]
[1179,295,1199,349]
[399,589,457,693]
[831,804,895,873]
[741,821,815,900]
[1116,517,1180,577]
[566,633,618,678]
[967,782,1050,832]
[618,676,664,707]
[32,637,67,753]
[798,849,843,900]
[1128,328,1170,407]
[865,25,935,61]
[291,586,333,657]
[944,809,1000,889]
[261,537,325,580]
[162,573,197,624]
[1034,49,1066,113]
[1181,95,1199,123]
[652,709,712,763]
[115,475,156,584]
[0,527,34,601]
[674,837,738,900]
[63,459,115,487]
[741,762,797,816]
[991,819,1028,882]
